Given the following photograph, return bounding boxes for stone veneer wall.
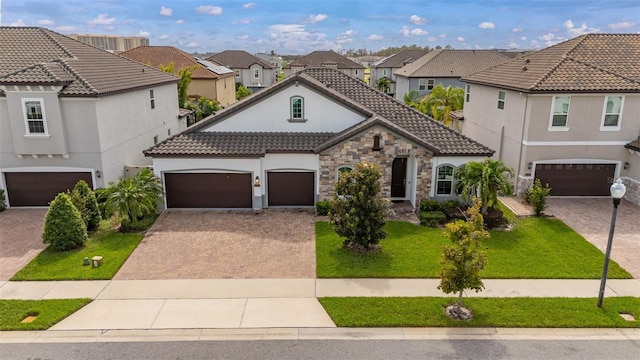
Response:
[620,177,640,206]
[318,126,433,204]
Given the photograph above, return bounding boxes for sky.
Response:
[1,0,639,54]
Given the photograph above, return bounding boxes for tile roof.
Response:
[206,50,273,69]
[120,46,233,80]
[462,34,640,92]
[145,132,335,157]
[286,51,365,69]
[394,49,511,78]
[625,138,640,152]
[0,27,178,97]
[146,67,493,157]
[371,50,428,68]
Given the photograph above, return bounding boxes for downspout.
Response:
[515,93,529,195]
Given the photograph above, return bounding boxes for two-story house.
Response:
[0,27,181,207]
[143,67,493,210]
[119,46,236,107]
[461,34,640,201]
[207,50,276,92]
[394,49,512,101]
[369,50,427,96]
[283,51,365,81]
[255,53,283,79]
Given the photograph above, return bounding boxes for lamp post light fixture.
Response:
[597,178,626,308]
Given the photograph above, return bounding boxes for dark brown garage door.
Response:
[164,173,252,208]
[4,172,93,206]
[268,172,314,206]
[535,163,616,196]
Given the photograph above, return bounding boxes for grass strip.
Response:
[319,297,640,328]
[0,299,91,331]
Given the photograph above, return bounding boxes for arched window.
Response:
[290,96,304,120]
[336,166,352,180]
[436,165,455,195]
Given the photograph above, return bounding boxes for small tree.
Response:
[456,159,514,215]
[438,198,488,320]
[329,162,388,251]
[419,84,464,126]
[375,77,391,93]
[235,84,253,100]
[69,180,102,231]
[404,89,420,109]
[43,193,87,251]
[525,179,552,216]
[104,169,162,226]
[184,97,220,121]
[160,62,198,108]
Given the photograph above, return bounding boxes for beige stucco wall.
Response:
[188,79,216,99]
[215,76,236,107]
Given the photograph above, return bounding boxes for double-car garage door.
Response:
[535,163,616,196]
[163,171,314,208]
[4,172,93,207]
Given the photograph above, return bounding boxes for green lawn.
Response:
[319,297,640,328]
[11,230,143,281]
[0,299,91,330]
[316,217,631,279]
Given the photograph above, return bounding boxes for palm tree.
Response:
[455,159,514,215]
[375,77,391,94]
[420,84,464,127]
[104,169,162,224]
[404,89,420,109]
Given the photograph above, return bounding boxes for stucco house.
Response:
[283,51,365,81]
[144,67,493,210]
[394,49,512,101]
[207,50,276,92]
[369,50,427,96]
[119,46,236,107]
[0,27,182,207]
[460,34,640,202]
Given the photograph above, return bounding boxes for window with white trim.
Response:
[22,99,47,135]
[290,96,304,120]
[427,79,435,90]
[235,70,240,78]
[550,96,570,128]
[601,95,623,128]
[383,69,387,76]
[465,85,471,102]
[149,89,155,109]
[418,79,426,91]
[253,69,260,79]
[436,165,455,195]
[497,91,505,110]
[355,69,359,75]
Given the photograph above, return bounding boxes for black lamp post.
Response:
[597,178,626,308]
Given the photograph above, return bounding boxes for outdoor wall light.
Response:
[254,176,260,187]
[624,162,630,170]
[96,170,101,179]
[528,162,532,170]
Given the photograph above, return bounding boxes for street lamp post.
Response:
[597,178,626,308]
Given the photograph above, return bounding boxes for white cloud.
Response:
[176,19,185,24]
[508,41,518,48]
[10,19,27,26]
[478,22,495,29]
[87,13,115,26]
[427,36,437,42]
[185,42,199,48]
[607,21,636,29]
[457,36,465,42]
[37,19,54,26]
[304,14,328,24]
[237,35,250,40]
[336,29,356,44]
[160,6,173,16]
[512,27,523,32]
[234,18,251,24]
[55,25,76,32]
[438,33,446,39]
[159,34,170,40]
[409,14,427,25]
[400,26,428,37]
[267,24,331,51]
[242,2,256,9]
[138,30,150,37]
[196,6,222,15]
[520,36,527,41]
[564,20,599,36]
[366,34,383,41]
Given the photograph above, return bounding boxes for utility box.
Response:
[92,256,103,268]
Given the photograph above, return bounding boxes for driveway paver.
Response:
[546,198,640,278]
[114,209,316,279]
[0,209,48,280]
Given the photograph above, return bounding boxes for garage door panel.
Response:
[268,172,314,206]
[164,173,252,208]
[5,172,93,206]
[535,163,615,196]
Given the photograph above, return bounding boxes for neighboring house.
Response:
[68,33,149,52]
[0,27,182,207]
[255,53,283,79]
[119,46,236,107]
[144,67,493,210]
[461,34,640,200]
[283,51,365,81]
[207,50,276,91]
[369,50,427,95]
[394,49,511,101]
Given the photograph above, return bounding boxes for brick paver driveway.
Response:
[114,210,316,279]
[0,209,48,280]
[546,198,640,278]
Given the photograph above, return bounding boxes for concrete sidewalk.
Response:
[1,279,639,331]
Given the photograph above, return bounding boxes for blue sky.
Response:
[2,0,639,54]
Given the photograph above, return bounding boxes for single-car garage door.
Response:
[4,172,93,206]
[268,172,314,206]
[535,163,616,196]
[164,173,252,208]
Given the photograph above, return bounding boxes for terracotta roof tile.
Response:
[395,49,511,78]
[625,139,640,152]
[463,34,640,92]
[0,27,178,96]
[206,50,273,69]
[120,46,233,79]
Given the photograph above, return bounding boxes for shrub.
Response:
[420,199,443,212]
[525,179,552,216]
[104,169,162,225]
[69,180,102,231]
[93,187,110,219]
[316,200,331,216]
[42,193,87,251]
[0,189,6,212]
[420,211,447,227]
[442,199,462,209]
[120,214,158,233]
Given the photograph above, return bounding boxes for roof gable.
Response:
[395,49,511,78]
[120,46,232,79]
[371,50,428,69]
[207,50,274,69]
[288,51,365,69]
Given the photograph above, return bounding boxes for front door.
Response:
[391,157,407,198]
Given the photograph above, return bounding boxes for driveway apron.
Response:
[0,209,48,280]
[114,209,316,280]
[546,198,640,279]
